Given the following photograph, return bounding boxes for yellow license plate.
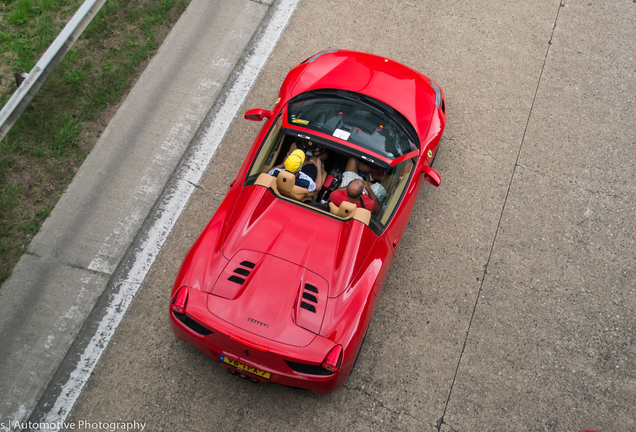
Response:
[221,355,271,379]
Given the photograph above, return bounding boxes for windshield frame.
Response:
[287,89,420,160]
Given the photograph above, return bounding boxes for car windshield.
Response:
[287,91,418,159]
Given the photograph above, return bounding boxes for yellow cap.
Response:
[284,149,305,173]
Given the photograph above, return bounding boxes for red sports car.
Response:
[170,49,446,394]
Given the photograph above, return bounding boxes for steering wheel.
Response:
[296,137,326,157]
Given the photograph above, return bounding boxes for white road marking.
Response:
[41,0,300,426]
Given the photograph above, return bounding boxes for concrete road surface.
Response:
[23,0,636,431]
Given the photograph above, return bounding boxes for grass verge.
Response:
[0,0,190,283]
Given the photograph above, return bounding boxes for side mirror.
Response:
[421,165,441,187]
[244,108,273,121]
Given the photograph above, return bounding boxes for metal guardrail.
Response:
[0,0,108,143]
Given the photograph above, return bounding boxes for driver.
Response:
[288,139,329,170]
[268,149,322,192]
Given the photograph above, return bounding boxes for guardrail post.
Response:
[0,0,108,143]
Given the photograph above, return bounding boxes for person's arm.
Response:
[267,167,282,177]
[296,171,316,192]
[312,158,322,192]
[329,189,344,207]
[363,180,380,211]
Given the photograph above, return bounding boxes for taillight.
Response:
[171,286,189,314]
[322,345,343,373]
[230,335,269,352]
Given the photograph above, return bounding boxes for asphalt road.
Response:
[30,0,636,431]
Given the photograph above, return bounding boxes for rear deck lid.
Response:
[207,250,328,347]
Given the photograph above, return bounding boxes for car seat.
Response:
[328,201,371,225]
[276,170,313,201]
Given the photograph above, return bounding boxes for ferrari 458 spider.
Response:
[170,49,446,394]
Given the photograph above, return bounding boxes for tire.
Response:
[351,327,369,372]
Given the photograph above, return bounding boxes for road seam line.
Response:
[435,2,565,430]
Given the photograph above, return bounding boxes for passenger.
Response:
[339,156,387,203]
[268,149,322,192]
[330,178,380,213]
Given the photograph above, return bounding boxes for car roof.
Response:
[290,50,438,142]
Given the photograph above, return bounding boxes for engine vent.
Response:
[228,262,256,285]
[302,292,317,303]
[234,268,250,277]
[293,276,327,334]
[211,251,263,300]
[299,283,318,314]
[228,275,245,285]
[300,302,316,313]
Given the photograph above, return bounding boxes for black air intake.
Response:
[285,360,333,375]
[228,261,256,285]
[300,302,316,313]
[300,283,319,313]
[173,312,213,335]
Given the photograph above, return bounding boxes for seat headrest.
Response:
[337,201,357,218]
[276,170,296,196]
[328,201,370,225]
[255,173,276,189]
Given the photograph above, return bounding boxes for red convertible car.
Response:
[170,49,446,394]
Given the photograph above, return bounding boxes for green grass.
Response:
[0,0,191,283]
